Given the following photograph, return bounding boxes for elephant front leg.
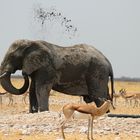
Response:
[36,83,52,112]
[29,80,38,113]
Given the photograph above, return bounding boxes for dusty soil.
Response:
[0,80,140,140]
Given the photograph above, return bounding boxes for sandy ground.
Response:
[0,81,140,140]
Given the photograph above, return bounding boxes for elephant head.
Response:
[0,40,50,95]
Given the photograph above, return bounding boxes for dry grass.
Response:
[0,79,140,140]
[114,81,140,93]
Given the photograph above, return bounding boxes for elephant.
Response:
[0,39,114,113]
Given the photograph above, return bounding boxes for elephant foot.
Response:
[39,107,49,112]
[30,110,38,113]
[30,106,38,113]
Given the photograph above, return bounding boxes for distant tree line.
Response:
[115,76,140,82]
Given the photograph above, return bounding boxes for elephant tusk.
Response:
[0,72,9,79]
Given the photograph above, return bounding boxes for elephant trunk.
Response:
[0,71,29,95]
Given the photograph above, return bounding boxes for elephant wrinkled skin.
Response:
[0,40,114,113]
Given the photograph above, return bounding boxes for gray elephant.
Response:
[0,39,114,113]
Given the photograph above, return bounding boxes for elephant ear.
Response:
[22,42,51,75]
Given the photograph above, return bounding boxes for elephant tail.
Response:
[108,70,115,109]
[109,67,115,104]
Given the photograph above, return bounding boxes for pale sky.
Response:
[0,0,140,78]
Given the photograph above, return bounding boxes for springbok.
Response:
[120,88,140,107]
[0,91,8,107]
[0,91,13,106]
[60,99,111,140]
[0,91,28,106]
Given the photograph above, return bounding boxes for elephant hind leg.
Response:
[85,77,99,102]
[85,76,109,107]
[83,95,93,103]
